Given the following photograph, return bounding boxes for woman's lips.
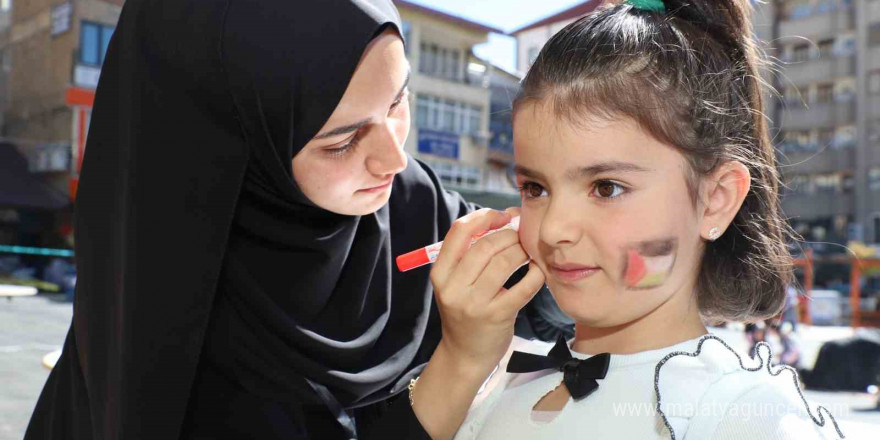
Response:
[359,179,393,193]
[549,264,600,283]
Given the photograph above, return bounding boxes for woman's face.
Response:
[513,101,706,328]
[292,30,410,216]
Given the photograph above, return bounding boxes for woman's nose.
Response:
[365,121,407,176]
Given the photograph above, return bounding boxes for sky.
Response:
[404,0,590,74]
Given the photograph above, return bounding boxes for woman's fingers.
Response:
[469,240,531,302]
[431,209,511,287]
[491,262,546,315]
[451,229,521,287]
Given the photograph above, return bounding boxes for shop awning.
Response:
[0,143,69,210]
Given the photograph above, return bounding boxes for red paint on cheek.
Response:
[625,249,647,287]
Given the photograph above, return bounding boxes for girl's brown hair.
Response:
[515,0,793,324]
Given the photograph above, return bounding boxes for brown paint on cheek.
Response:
[621,238,678,290]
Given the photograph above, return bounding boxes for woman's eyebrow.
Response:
[313,71,411,140]
[313,118,373,140]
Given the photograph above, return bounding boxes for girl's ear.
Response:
[700,161,750,241]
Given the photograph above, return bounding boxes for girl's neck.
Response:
[570,291,708,355]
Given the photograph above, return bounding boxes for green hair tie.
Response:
[625,0,666,13]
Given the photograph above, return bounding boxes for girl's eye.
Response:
[592,180,626,199]
[518,182,547,199]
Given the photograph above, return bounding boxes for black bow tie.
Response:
[506,336,611,400]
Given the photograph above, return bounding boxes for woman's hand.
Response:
[430,208,545,372]
[409,208,545,440]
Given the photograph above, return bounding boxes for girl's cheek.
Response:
[517,210,540,261]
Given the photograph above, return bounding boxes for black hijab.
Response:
[204,0,453,408]
[26,0,473,438]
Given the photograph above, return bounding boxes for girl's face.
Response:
[513,101,706,328]
[292,30,410,216]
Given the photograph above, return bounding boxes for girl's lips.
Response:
[549,264,600,283]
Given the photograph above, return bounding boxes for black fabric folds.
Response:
[25,0,474,438]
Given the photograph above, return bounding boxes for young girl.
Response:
[406,0,848,439]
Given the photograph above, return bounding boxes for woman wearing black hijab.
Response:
[24,0,548,439]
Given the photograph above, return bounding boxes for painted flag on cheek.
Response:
[623,239,677,289]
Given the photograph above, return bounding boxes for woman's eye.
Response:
[518,182,547,199]
[389,90,408,115]
[325,132,360,158]
[592,180,626,199]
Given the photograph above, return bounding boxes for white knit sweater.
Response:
[453,334,845,440]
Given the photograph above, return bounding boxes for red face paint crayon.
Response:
[396,217,521,272]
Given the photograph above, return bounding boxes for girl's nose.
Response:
[539,198,583,247]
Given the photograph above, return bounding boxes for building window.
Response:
[450,50,460,81]
[416,95,430,128]
[80,22,114,66]
[401,21,412,54]
[870,23,880,46]
[421,159,482,189]
[468,105,481,135]
[870,71,880,94]
[786,1,812,19]
[813,173,842,193]
[441,99,455,132]
[870,168,880,191]
[419,42,461,81]
[834,34,855,56]
[784,85,805,104]
[0,0,9,11]
[416,94,483,136]
[817,39,834,59]
[833,125,856,149]
[782,130,815,152]
[818,128,834,148]
[815,83,833,104]
[791,44,810,63]
[527,47,539,66]
[0,49,9,73]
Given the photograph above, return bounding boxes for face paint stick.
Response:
[622,238,677,289]
[396,217,521,272]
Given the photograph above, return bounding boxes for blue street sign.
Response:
[418,129,459,159]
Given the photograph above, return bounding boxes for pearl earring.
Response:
[708,227,722,241]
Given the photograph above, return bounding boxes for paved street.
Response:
[0,294,70,440]
[2,295,879,439]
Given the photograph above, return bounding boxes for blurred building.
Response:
[0,0,517,207]
[757,0,869,249]
[509,0,880,249]
[485,64,520,194]
[1,0,11,132]
[0,0,121,202]
[510,1,602,75]
[395,0,519,201]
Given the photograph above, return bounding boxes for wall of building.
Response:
[5,0,120,196]
[398,5,497,192]
[515,21,573,75]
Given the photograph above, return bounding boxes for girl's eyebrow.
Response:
[514,161,651,181]
[566,161,652,180]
